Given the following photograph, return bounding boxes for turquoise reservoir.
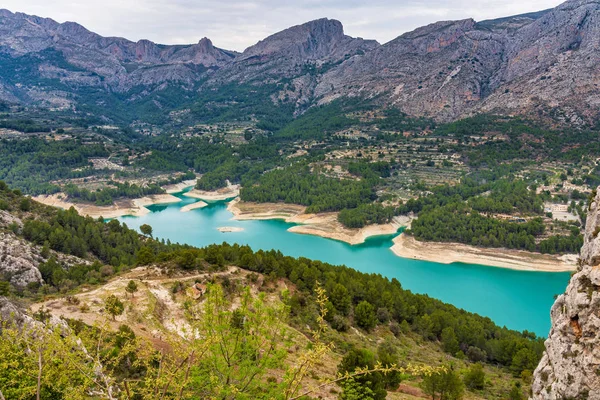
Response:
[120,193,571,336]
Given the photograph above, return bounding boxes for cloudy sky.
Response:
[3,0,563,51]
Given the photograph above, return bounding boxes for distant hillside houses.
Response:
[544,203,579,222]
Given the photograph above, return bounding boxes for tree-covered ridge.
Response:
[0,181,544,381]
[137,135,286,191]
[0,135,192,204]
[408,204,582,254]
[63,182,166,206]
[468,181,543,215]
[337,178,547,230]
[240,164,378,213]
[1,279,465,400]
[191,83,296,130]
[274,100,358,139]
[435,114,600,165]
[347,161,392,179]
[404,180,583,254]
[0,137,109,194]
[338,203,398,228]
[22,208,147,265]
[0,118,51,133]
[376,108,433,132]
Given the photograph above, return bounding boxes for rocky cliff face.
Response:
[0,9,237,66]
[316,0,600,122]
[315,17,508,121]
[0,8,236,98]
[238,18,378,64]
[0,11,376,110]
[208,18,379,108]
[477,0,600,124]
[531,188,600,399]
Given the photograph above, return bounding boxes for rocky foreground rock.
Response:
[0,210,89,288]
[531,188,600,399]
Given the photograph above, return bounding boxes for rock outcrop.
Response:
[0,210,90,288]
[238,18,377,63]
[0,231,44,287]
[531,188,600,399]
[315,17,507,121]
[0,10,237,66]
[0,212,42,287]
[207,18,379,108]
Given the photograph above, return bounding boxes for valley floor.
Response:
[391,234,577,272]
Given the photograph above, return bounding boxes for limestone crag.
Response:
[0,295,37,328]
[0,8,237,96]
[531,188,600,399]
[0,211,90,288]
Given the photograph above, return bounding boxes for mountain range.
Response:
[1,0,600,124]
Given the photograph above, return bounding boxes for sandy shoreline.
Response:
[184,183,240,201]
[34,193,182,219]
[287,215,409,245]
[180,201,208,212]
[164,180,197,194]
[228,199,576,271]
[227,199,409,245]
[391,234,577,272]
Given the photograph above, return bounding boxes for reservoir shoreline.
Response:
[227,198,410,245]
[227,198,577,272]
[116,197,571,335]
[35,186,577,273]
[33,193,182,219]
[391,234,577,272]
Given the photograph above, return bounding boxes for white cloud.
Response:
[1,0,564,51]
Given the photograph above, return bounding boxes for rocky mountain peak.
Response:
[401,18,476,40]
[531,187,600,399]
[557,0,600,10]
[3,1,600,122]
[210,17,378,88]
[238,17,376,61]
[55,20,96,41]
[198,37,213,48]
[302,17,345,40]
[133,39,161,62]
